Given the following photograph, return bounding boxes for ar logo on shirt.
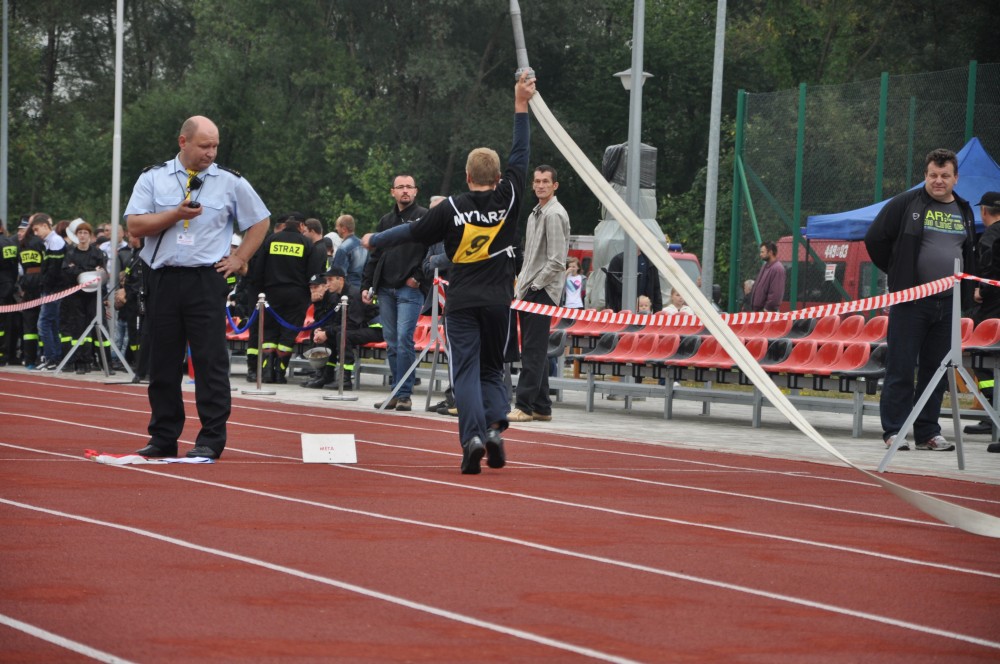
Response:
[923,209,964,233]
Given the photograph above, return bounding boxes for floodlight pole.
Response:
[621,0,646,314]
[700,0,727,301]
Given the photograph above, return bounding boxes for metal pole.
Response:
[874,72,888,203]
[243,293,275,395]
[108,0,125,348]
[728,89,746,311]
[510,0,530,75]
[622,0,646,314]
[1,0,8,228]
[965,60,977,144]
[324,295,358,402]
[700,0,727,302]
[790,82,806,310]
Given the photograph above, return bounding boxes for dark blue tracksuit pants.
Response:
[444,304,512,446]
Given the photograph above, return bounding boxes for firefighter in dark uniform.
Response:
[118,238,148,374]
[17,220,46,368]
[302,266,382,389]
[61,222,108,373]
[0,226,19,365]
[250,212,326,383]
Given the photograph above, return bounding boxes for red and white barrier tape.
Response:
[434,276,448,306]
[510,274,956,326]
[0,278,100,314]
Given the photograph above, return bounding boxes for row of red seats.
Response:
[562,313,891,350]
[569,316,1000,394]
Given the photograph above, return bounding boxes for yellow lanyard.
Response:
[184,169,199,230]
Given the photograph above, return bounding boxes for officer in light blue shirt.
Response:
[125,115,270,460]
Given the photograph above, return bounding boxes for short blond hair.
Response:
[466,147,501,186]
[335,214,355,233]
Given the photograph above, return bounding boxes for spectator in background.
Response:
[604,249,662,312]
[61,222,107,373]
[331,214,368,289]
[865,148,975,453]
[302,218,330,271]
[30,214,66,370]
[561,255,585,310]
[361,174,428,412]
[636,294,653,314]
[741,279,755,311]
[509,164,570,424]
[303,266,382,390]
[662,288,693,315]
[748,241,785,312]
[961,191,1000,451]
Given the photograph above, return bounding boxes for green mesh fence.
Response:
[730,62,1000,313]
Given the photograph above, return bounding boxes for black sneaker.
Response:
[485,429,506,469]
[963,421,993,435]
[461,437,486,475]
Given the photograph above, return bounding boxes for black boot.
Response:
[246,353,258,383]
[260,351,275,383]
[303,365,335,389]
[274,352,290,384]
[324,368,352,390]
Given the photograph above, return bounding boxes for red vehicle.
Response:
[568,234,702,284]
[775,235,885,310]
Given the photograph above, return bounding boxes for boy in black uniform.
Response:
[250,212,327,383]
[61,222,107,373]
[363,71,536,474]
[303,266,382,389]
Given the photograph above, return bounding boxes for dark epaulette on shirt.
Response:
[217,164,243,178]
[142,161,168,173]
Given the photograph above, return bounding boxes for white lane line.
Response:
[0,612,135,663]
[4,494,999,653]
[4,412,996,580]
[4,384,997,508]
[2,436,999,585]
[0,498,639,664]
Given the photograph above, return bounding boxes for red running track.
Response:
[1,373,999,662]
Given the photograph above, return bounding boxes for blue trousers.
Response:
[377,285,422,399]
[38,299,62,362]
[445,305,512,446]
[880,296,952,443]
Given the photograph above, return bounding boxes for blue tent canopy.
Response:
[805,138,1000,240]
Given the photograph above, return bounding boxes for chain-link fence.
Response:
[729,61,1000,312]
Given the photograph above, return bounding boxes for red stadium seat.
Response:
[821,341,871,375]
[764,339,818,374]
[964,318,1000,351]
[856,315,888,344]
[800,315,840,342]
[827,315,865,342]
[763,318,793,339]
[962,317,974,342]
